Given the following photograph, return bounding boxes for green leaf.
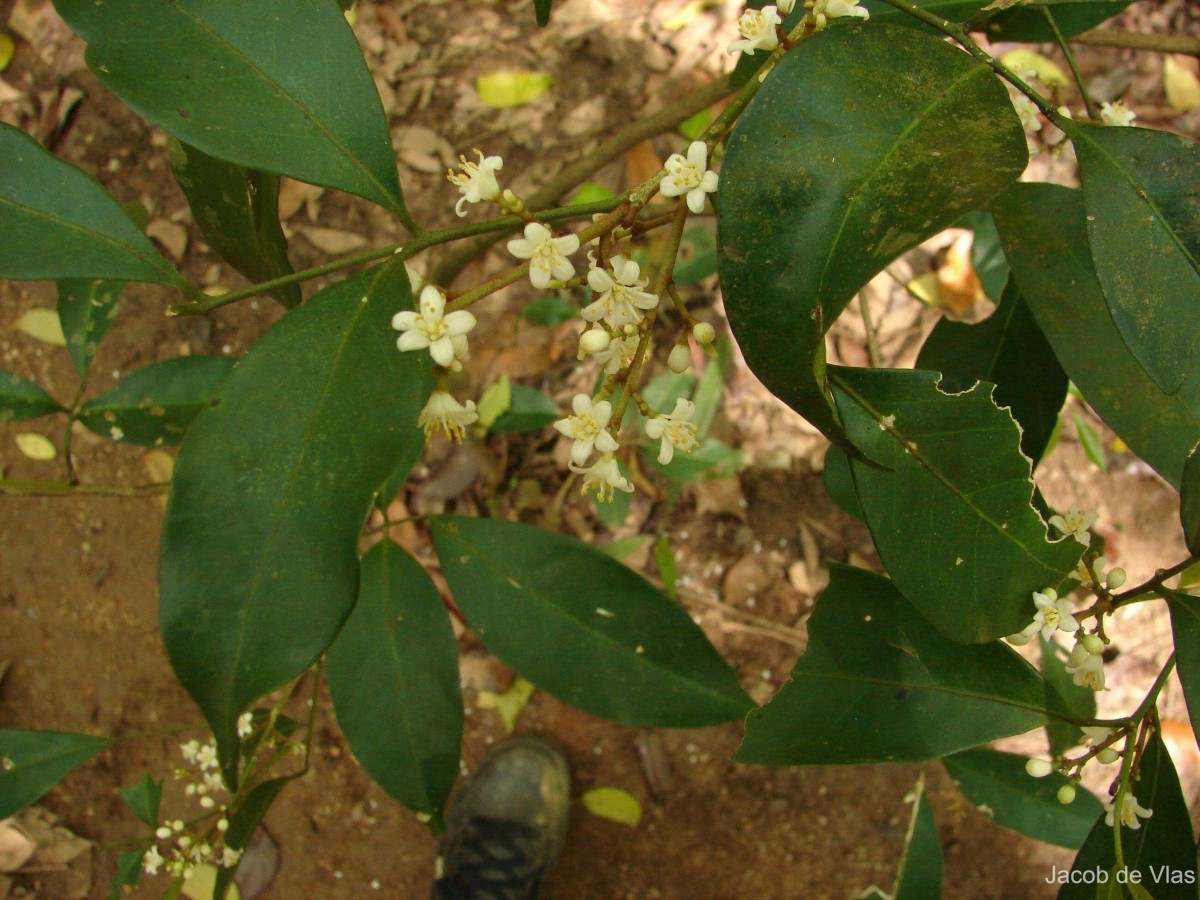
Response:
[717,24,1026,450]
[568,183,613,206]
[1057,735,1198,900]
[534,0,552,26]
[958,209,1008,303]
[374,423,426,510]
[476,375,512,430]
[0,371,63,422]
[214,775,293,898]
[1073,413,1108,472]
[55,0,410,223]
[119,772,163,828]
[110,848,145,899]
[859,0,1131,42]
[56,278,123,376]
[735,566,1058,765]
[1183,444,1200,555]
[430,516,752,727]
[0,729,113,818]
[822,446,864,522]
[673,227,718,286]
[490,385,560,434]
[690,345,728,437]
[1041,637,1095,757]
[521,295,578,326]
[991,182,1200,488]
[916,279,1067,464]
[829,367,1082,643]
[327,540,462,829]
[476,71,555,109]
[942,748,1102,849]
[646,437,742,484]
[1068,122,1200,396]
[77,356,235,446]
[1166,591,1200,748]
[894,774,942,900]
[0,123,183,284]
[655,535,677,601]
[169,140,300,309]
[159,261,432,779]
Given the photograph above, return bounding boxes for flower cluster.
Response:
[555,394,631,501]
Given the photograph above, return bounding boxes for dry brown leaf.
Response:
[1164,55,1200,113]
[722,552,780,607]
[277,179,324,221]
[624,141,662,192]
[692,477,747,521]
[299,227,367,254]
[146,219,188,261]
[395,125,455,174]
[0,820,34,874]
[936,230,983,314]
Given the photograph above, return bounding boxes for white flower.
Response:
[236,712,254,738]
[1049,505,1098,546]
[1081,725,1114,746]
[582,255,659,328]
[507,222,580,289]
[1011,92,1043,133]
[728,6,781,55]
[1099,101,1136,127]
[447,149,503,217]
[807,0,868,30]
[180,740,201,764]
[570,452,633,502]
[593,334,639,375]
[1104,793,1152,829]
[419,390,478,443]
[392,286,477,368]
[143,845,165,875]
[1031,588,1079,641]
[203,770,226,793]
[195,743,219,771]
[660,142,720,214]
[645,398,700,465]
[554,394,618,466]
[222,845,244,868]
[1065,645,1107,691]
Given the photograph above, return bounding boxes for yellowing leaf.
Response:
[905,272,942,308]
[15,309,66,346]
[476,71,555,109]
[999,49,1069,88]
[15,432,56,460]
[0,32,14,74]
[476,374,512,430]
[1164,55,1200,113]
[581,787,642,827]
[475,676,535,733]
[181,862,241,900]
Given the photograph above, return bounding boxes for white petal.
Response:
[686,188,706,214]
[392,311,418,330]
[591,400,613,427]
[588,267,613,292]
[645,418,666,440]
[595,431,618,454]
[419,286,446,317]
[570,438,595,466]
[700,171,720,193]
[443,310,477,335]
[529,266,552,289]
[658,439,675,465]
[507,238,534,259]
[430,337,456,367]
[398,331,430,352]
[554,233,581,255]
[686,141,708,169]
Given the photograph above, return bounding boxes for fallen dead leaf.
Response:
[476,676,535,733]
[1164,55,1200,113]
[936,230,983,315]
[394,125,455,174]
[15,432,56,461]
[723,552,781,607]
[692,476,747,521]
[15,307,66,345]
[232,827,279,900]
[147,219,188,261]
[299,227,367,254]
[277,179,324,221]
[0,819,34,874]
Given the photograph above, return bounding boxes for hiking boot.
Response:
[431,736,571,900]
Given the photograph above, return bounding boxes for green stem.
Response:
[1041,8,1100,120]
[62,381,87,486]
[1113,555,1198,605]
[0,478,170,497]
[167,198,626,317]
[873,0,1060,119]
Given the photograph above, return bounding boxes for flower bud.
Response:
[1081,633,1104,655]
[1025,758,1053,778]
[668,342,691,374]
[1097,748,1120,765]
[1105,567,1126,589]
[1057,784,1076,805]
[692,321,716,345]
[578,328,611,358]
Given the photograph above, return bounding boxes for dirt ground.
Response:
[1,0,1198,897]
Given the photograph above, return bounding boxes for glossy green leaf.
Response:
[894,774,942,900]
[77,356,235,446]
[159,261,433,778]
[822,446,864,522]
[490,385,560,434]
[1041,637,1095,757]
[1073,413,1108,472]
[0,123,183,284]
[1058,736,1197,900]
[1166,591,1200,748]
[1183,445,1200,555]
[991,182,1200,488]
[916,279,1067,464]
[430,516,752,727]
[736,566,1059,765]
[718,25,1025,449]
[327,540,462,829]
[110,848,145,899]
[1068,122,1200,396]
[0,371,63,422]
[55,0,410,224]
[942,748,1102,849]
[56,278,123,376]
[0,729,113,818]
[374,423,426,510]
[655,535,677,601]
[170,141,300,309]
[119,772,163,828]
[860,0,1130,42]
[830,367,1082,643]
